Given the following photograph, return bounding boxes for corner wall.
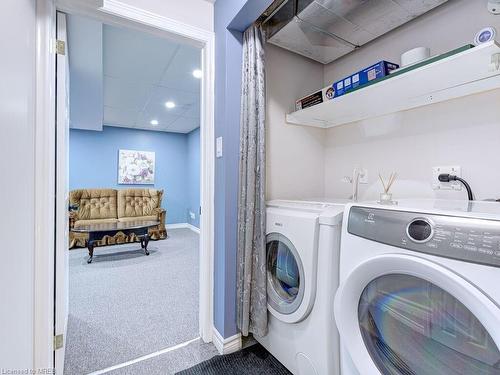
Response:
[265,44,325,200]
[322,0,500,201]
[187,128,201,228]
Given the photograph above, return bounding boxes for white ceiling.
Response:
[103,24,201,133]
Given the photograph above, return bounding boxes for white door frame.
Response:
[34,0,215,370]
[54,11,70,372]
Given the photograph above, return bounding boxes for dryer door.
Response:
[266,232,305,316]
[334,254,500,375]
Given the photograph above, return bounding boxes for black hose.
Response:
[454,177,474,201]
[438,174,474,201]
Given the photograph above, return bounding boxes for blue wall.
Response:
[187,128,201,228]
[70,126,199,225]
[214,0,273,338]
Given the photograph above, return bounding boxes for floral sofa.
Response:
[69,188,167,248]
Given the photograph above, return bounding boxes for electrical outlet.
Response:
[189,211,196,220]
[432,166,462,190]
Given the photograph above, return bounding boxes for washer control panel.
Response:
[348,206,500,268]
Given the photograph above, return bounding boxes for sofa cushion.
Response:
[70,189,118,220]
[74,218,118,228]
[117,189,163,218]
[118,215,158,223]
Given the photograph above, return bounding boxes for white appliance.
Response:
[256,200,345,375]
[335,199,500,375]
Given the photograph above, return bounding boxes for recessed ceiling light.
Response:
[192,69,202,79]
[150,119,159,126]
[165,101,176,109]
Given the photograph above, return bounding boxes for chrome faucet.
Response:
[343,168,366,202]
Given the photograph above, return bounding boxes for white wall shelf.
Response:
[286,41,500,128]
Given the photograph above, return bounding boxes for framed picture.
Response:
[118,149,155,185]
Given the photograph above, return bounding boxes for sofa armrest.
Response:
[69,211,78,229]
[153,207,166,226]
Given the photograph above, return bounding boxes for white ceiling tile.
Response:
[135,110,179,129]
[160,45,202,93]
[181,101,200,119]
[103,75,152,110]
[103,106,137,127]
[144,86,199,117]
[167,117,200,133]
[103,24,179,85]
[97,24,201,131]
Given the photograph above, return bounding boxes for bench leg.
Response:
[87,240,95,264]
[141,234,150,256]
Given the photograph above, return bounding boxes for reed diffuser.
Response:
[378,172,398,205]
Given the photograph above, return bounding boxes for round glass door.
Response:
[266,232,304,315]
[358,274,500,375]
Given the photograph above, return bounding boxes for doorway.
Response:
[34,1,215,373]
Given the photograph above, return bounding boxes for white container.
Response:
[401,47,431,67]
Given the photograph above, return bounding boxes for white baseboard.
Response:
[212,327,242,355]
[186,223,200,234]
[166,223,189,230]
[166,223,200,234]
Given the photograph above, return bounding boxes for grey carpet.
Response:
[106,339,219,375]
[176,344,292,375]
[64,229,205,375]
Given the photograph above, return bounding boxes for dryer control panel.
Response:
[348,206,500,268]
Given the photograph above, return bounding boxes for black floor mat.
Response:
[176,343,292,375]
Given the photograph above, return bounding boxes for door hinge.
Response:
[55,40,66,56]
[54,334,64,350]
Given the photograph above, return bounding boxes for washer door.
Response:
[266,232,305,317]
[335,254,500,375]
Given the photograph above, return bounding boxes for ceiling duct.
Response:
[262,0,449,64]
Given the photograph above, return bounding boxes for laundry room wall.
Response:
[265,43,326,200]
[322,0,500,201]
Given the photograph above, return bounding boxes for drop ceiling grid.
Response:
[103,24,201,133]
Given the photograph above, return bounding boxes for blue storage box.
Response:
[294,61,398,111]
[332,60,399,98]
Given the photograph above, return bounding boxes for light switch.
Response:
[216,137,223,158]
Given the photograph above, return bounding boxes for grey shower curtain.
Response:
[236,25,267,338]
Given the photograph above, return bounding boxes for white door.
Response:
[334,254,500,375]
[55,11,70,374]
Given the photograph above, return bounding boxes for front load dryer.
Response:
[256,200,345,375]
[335,200,500,375]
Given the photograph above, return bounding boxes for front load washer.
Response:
[335,199,500,375]
[256,200,345,375]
